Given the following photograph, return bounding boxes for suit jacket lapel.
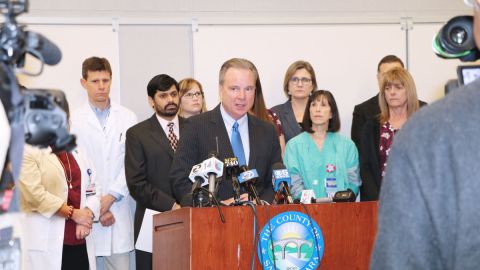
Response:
[210,106,235,159]
[247,114,258,168]
[147,114,174,158]
[44,148,68,188]
[372,120,382,189]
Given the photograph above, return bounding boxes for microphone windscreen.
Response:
[26,32,62,65]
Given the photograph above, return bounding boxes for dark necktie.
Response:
[167,122,178,151]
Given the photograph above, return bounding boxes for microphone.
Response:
[272,163,294,204]
[189,163,207,192]
[237,165,262,205]
[201,152,224,197]
[25,32,62,66]
[25,31,62,66]
[332,189,356,202]
[309,189,356,204]
[224,157,241,204]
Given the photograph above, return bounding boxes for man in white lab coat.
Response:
[71,57,137,270]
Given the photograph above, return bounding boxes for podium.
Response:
[153,202,378,269]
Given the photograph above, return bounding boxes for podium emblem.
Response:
[258,211,324,270]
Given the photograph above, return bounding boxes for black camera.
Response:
[1,0,74,152]
[23,89,76,152]
[433,15,480,62]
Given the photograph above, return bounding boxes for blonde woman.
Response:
[178,78,207,118]
[359,67,422,201]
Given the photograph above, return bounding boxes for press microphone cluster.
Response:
[272,163,294,204]
[188,152,223,207]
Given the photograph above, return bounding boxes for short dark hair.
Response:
[377,55,404,73]
[302,90,340,133]
[147,74,179,98]
[82,57,112,79]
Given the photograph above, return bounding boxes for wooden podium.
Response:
[153,202,378,269]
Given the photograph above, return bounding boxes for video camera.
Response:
[433,16,479,62]
[433,1,480,93]
[0,0,75,153]
[1,0,75,216]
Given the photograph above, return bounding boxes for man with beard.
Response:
[125,74,183,270]
[71,57,137,270]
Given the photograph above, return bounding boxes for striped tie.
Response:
[167,122,178,151]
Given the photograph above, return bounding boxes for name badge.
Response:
[325,178,337,199]
[86,183,96,197]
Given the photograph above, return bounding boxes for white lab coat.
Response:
[70,101,137,256]
[19,145,100,270]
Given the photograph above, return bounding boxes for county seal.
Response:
[258,211,324,270]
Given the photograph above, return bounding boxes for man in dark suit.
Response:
[125,74,183,270]
[171,58,282,204]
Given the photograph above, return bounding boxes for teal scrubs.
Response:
[284,132,361,199]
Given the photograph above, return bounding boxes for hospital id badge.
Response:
[86,183,96,197]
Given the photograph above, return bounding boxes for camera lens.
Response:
[450,26,468,45]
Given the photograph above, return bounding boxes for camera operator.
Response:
[371,1,480,269]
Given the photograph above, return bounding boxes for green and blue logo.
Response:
[258,211,324,270]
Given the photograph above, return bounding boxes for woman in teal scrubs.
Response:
[284,90,361,199]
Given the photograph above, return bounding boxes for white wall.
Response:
[27,0,470,24]
[118,25,193,121]
[14,3,478,136]
[17,24,120,112]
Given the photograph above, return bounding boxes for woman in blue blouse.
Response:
[284,90,361,199]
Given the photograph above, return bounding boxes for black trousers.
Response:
[136,249,152,270]
[61,244,89,270]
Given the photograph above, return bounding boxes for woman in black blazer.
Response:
[360,67,422,201]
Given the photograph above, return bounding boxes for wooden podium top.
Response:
[153,202,378,270]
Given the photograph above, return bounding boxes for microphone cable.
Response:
[193,187,225,223]
[244,201,259,270]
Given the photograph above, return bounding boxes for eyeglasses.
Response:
[290,77,312,85]
[183,92,204,99]
[157,91,179,99]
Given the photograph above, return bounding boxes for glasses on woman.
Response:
[290,77,312,85]
[183,92,204,99]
